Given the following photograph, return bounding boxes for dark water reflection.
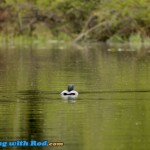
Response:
[0,44,150,150]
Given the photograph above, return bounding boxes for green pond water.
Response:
[0,44,150,150]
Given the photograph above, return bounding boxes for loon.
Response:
[61,84,78,98]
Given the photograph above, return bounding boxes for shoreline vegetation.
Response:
[0,0,150,46]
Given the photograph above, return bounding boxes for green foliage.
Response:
[50,0,99,12]
[1,0,150,42]
[108,34,124,43]
[94,0,150,42]
[36,0,51,7]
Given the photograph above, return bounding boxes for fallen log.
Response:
[74,21,115,43]
[74,16,138,43]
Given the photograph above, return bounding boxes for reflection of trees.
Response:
[0,44,149,93]
[20,48,45,149]
[25,90,44,140]
[26,48,43,140]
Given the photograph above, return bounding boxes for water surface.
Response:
[0,44,150,150]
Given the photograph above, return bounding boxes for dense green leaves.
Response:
[1,0,150,42]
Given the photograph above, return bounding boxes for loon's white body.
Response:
[61,90,78,96]
[60,85,78,100]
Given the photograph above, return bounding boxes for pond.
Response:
[0,43,150,150]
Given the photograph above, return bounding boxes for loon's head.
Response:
[68,84,74,92]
